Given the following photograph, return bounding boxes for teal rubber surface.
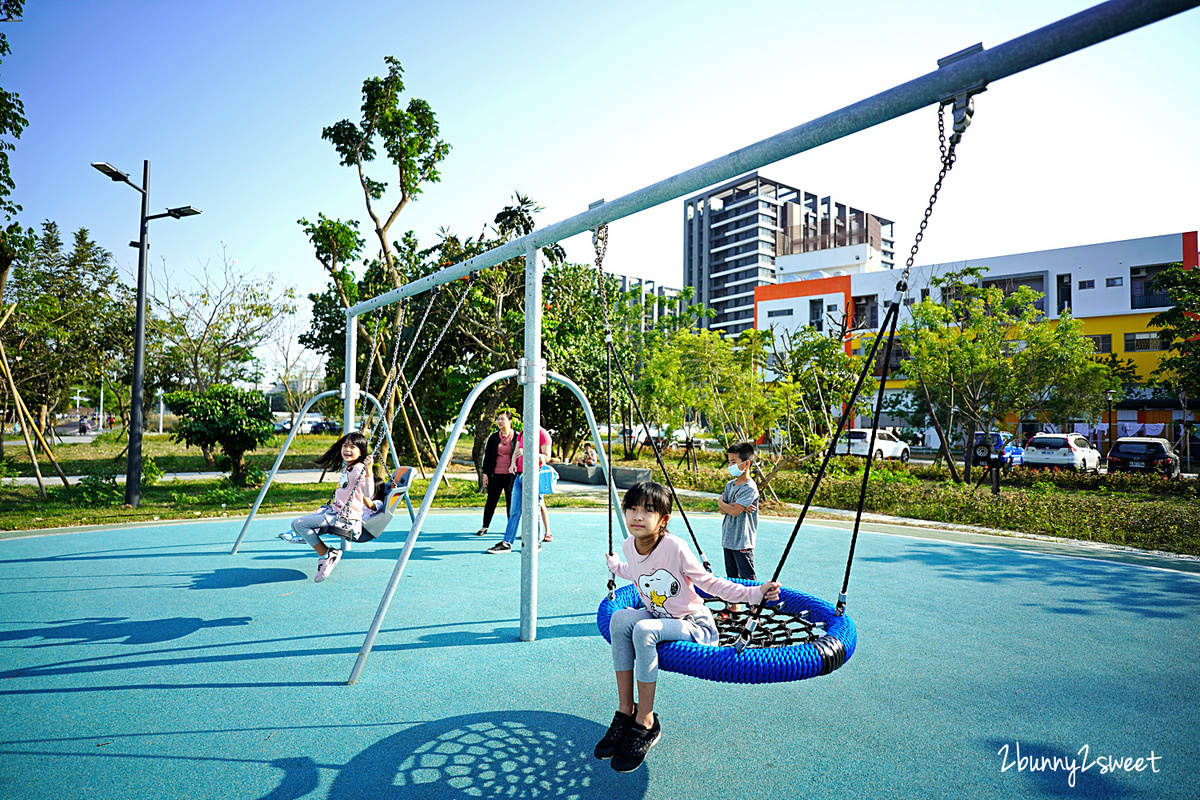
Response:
[1,512,1197,799]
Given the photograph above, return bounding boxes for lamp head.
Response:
[91,162,129,182]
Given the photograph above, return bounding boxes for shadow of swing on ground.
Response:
[267,710,651,800]
[187,567,309,590]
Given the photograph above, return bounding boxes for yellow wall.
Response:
[851,311,1168,389]
[1076,312,1168,381]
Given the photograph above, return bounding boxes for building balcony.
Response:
[1131,292,1172,310]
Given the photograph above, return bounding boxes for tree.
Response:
[164,385,275,481]
[899,267,1108,482]
[766,323,868,453]
[2,222,132,433]
[322,56,450,289]
[267,316,327,426]
[149,246,297,393]
[1150,264,1200,401]
[0,0,31,287]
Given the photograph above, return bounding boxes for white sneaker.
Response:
[314,548,342,582]
[278,531,306,544]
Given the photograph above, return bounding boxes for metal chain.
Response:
[358,307,386,431]
[395,280,472,410]
[332,291,434,525]
[902,104,958,284]
[592,225,611,332]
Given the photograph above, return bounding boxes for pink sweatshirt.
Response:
[606,533,767,619]
[330,459,372,522]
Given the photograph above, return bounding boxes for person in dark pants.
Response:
[478,410,517,536]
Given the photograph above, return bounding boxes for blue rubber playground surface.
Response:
[1,510,1198,799]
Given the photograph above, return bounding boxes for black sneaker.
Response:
[610,715,661,773]
[593,708,636,760]
[486,541,512,554]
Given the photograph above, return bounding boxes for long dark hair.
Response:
[315,431,370,471]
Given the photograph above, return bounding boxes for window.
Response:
[827,303,838,311]
[1124,332,1165,352]
[1079,280,1095,290]
[1086,334,1112,354]
[766,308,793,318]
[1106,277,1123,287]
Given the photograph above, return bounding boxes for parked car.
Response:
[276,418,317,435]
[835,429,910,462]
[311,420,343,435]
[1022,433,1101,472]
[1105,437,1181,478]
[969,432,1024,468]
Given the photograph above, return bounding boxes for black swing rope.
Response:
[734,98,974,651]
[592,226,713,577]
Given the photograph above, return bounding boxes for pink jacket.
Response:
[606,533,767,619]
[330,459,372,522]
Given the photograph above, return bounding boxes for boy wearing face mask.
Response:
[717,441,759,582]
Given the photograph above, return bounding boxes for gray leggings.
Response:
[609,607,719,683]
[291,507,359,549]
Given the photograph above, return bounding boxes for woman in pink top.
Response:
[594,481,780,773]
[486,422,553,553]
[279,431,373,583]
[477,410,517,536]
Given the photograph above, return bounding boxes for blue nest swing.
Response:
[596,581,856,684]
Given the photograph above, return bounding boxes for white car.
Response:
[1022,433,1101,473]
[835,429,910,462]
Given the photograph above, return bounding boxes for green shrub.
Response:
[141,457,162,487]
[76,473,122,507]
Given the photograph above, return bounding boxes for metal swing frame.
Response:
[235,0,1197,683]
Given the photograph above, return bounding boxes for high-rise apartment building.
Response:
[683,171,894,336]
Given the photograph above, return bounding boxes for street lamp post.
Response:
[1104,388,1116,462]
[92,160,200,506]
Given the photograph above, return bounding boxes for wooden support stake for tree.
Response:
[0,344,46,497]
[398,373,451,490]
[393,393,426,480]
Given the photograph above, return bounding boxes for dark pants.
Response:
[724,547,756,581]
[481,473,515,530]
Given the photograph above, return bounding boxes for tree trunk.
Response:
[918,375,961,483]
[201,444,216,469]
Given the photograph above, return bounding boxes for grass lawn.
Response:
[2,433,1196,555]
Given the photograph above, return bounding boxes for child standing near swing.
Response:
[597,481,780,773]
[278,431,373,583]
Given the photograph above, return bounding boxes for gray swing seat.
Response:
[359,466,417,541]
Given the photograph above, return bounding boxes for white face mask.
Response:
[727,462,744,477]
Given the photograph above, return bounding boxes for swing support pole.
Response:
[347,368,627,684]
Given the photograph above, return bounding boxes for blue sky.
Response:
[7,0,1199,320]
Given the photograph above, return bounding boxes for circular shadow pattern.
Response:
[330,711,648,799]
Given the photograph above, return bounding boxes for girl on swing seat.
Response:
[596,481,780,773]
[277,432,373,583]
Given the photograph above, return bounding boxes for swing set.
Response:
[226,0,1197,686]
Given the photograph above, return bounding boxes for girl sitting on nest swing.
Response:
[596,480,780,773]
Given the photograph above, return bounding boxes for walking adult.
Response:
[477,410,517,536]
[487,419,553,552]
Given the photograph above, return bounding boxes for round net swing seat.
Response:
[596,580,856,684]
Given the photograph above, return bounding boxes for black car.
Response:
[311,420,343,436]
[1106,437,1180,478]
